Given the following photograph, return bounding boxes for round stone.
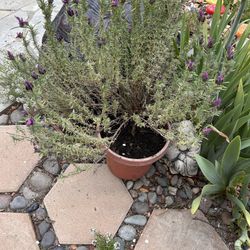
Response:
[170,175,179,186]
[52,247,65,250]
[40,230,56,248]
[118,225,136,241]
[0,194,12,209]
[165,196,174,207]
[155,162,166,174]
[30,172,53,192]
[156,185,163,195]
[22,186,39,200]
[38,221,51,237]
[10,109,24,124]
[114,237,125,250]
[126,181,134,190]
[132,201,149,214]
[165,144,180,161]
[34,207,47,220]
[129,190,138,199]
[168,186,178,196]
[138,193,148,203]
[43,158,60,175]
[26,202,39,213]
[133,180,143,190]
[192,187,200,194]
[10,196,28,210]
[140,176,150,186]
[156,177,168,187]
[124,215,147,226]
[148,192,157,204]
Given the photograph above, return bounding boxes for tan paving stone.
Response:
[0,125,39,192]
[44,164,133,244]
[135,209,229,250]
[0,0,35,11]
[0,213,39,250]
[0,11,13,20]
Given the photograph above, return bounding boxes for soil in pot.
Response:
[110,121,166,159]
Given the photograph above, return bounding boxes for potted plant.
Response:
[0,0,219,180]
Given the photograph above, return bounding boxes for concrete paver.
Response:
[44,164,133,244]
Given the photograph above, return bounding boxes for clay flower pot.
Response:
[104,122,170,180]
[106,140,170,180]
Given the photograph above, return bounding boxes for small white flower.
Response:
[145,239,149,244]
[114,241,120,250]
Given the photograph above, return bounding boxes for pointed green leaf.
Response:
[227,193,250,226]
[241,139,250,150]
[234,80,244,109]
[191,184,224,214]
[221,136,241,181]
[195,155,221,184]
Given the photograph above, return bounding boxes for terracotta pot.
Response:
[106,136,170,180]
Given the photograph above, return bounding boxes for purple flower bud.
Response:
[207,37,213,48]
[16,32,23,38]
[24,80,33,91]
[15,16,29,27]
[227,45,234,60]
[31,71,39,80]
[56,33,63,41]
[19,53,26,62]
[67,7,75,17]
[62,0,69,3]
[26,117,35,126]
[187,60,195,71]
[36,64,46,74]
[201,72,209,81]
[216,72,224,85]
[212,97,222,108]
[203,127,212,136]
[112,0,119,7]
[198,9,205,22]
[73,0,79,3]
[7,50,15,60]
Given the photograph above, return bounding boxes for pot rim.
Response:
[106,138,170,165]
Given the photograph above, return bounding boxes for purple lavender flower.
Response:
[15,16,29,27]
[16,32,23,38]
[198,9,205,22]
[62,0,69,3]
[67,7,75,17]
[187,60,195,71]
[207,37,213,48]
[112,0,119,7]
[24,80,33,91]
[216,72,224,85]
[26,117,35,126]
[213,97,222,108]
[7,50,15,60]
[201,72,209,81]
[19,53,26,62]
[203,127,212,136]
[227,45,234,60]
[36,64,46,74]
[31,71,39,80]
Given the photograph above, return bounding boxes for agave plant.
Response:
[191,136,250,249]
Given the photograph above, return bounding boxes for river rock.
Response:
[124,215,147,226]
[43,157,60,175]
[118,225,136,241]
[30,172,53,192]
[40,230,55,248]
[10,196,28,210]
[132,201,149,214]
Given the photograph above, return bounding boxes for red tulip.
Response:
[206,4,225,15]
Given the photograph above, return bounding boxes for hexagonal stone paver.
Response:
[134,209,229,250]
[0,125,39,192]
[0,213,39,250]
[44,164,133,244]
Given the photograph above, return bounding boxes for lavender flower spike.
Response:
[7,50,15,60]
[203,127,212,136]
[112,0,119,7]
[31,71,39,80]
[26,117,35,126]
[187,60,194,71]
[227,45,234,60]
[37,64,46,75]
[16,32,23,39]
[15,16,28,27]
[201,72,209,81]
[24,80,33,91]
[213,97,222,108]
[216,72,224,85]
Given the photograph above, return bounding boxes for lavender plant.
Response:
[0,0,220,161]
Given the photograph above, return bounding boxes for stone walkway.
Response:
[0,1,231,250]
